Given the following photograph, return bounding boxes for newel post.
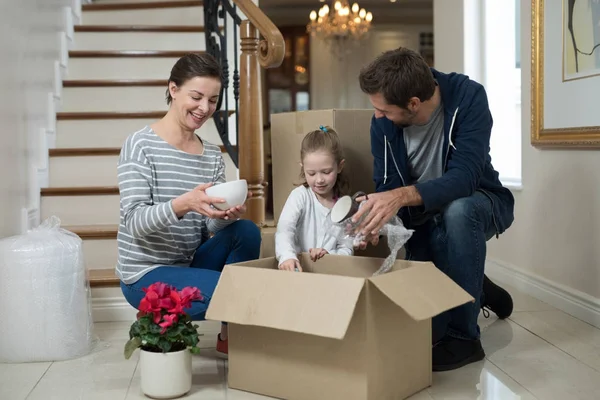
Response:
[239,20,265,226]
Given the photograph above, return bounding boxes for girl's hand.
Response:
[309,248,328,262]
[172,183,228,219]
[279,259,302,272]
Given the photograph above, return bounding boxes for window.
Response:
[482,0,522,188]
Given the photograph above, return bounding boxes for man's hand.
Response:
[352,186,422,236]
[354,234,379,250]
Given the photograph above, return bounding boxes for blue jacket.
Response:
[370,68,515,235]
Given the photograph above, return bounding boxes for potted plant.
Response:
[124,282,203,399]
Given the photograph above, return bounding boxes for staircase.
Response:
[43,0,283,294]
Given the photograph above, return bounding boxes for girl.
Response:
[275,125,353,272]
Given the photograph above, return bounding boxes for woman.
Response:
[116,53,261,357]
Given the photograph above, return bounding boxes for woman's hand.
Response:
[222,190,252,220]
[279,258,302,272]
[309,248,328,262]
[172,183,228,219]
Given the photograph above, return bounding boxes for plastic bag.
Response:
[0,216,95,362]
[324,206,414,276]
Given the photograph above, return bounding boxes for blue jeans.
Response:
[405,191,498,342]
[120,219,261,320]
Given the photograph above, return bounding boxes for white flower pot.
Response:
[140,348,192,399]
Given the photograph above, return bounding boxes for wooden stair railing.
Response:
[203,0,284,226]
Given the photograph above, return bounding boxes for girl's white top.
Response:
[275,186,354,264]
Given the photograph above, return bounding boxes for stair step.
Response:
[63,79,166,87]
[57,111,168,120]
[66,57,180,80]
[49,146,232,157]
[42,194,120,225]
[71,31,205,51]
[57,110,235,120]
[88,268,120,288]
[62,86,168,113]
[83,0,203,11]
[66,224,118,239]
[81,4,204,26]
[48,147,238,187]
[68,50,202,58]
[74,25,206,33]
[41,186,119,196]
[49,148,121,156]
[56,118,233,148]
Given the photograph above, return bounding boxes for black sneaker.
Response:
[482,275,513,319]
[432,336,485,372]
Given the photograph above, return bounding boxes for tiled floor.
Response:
[3,285,600,399]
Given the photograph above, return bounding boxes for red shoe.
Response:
[216,333,228,359]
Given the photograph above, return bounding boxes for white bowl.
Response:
[205,179,248,211]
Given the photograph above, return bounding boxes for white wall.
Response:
[487,1,600,300]
[434,0,600,312]
[0,0,74,237]
[309,24,432,110]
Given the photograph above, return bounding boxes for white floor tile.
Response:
[483,319,600,400]
[510,310,600,371]
[0,285,598,400]
[0,362,50,400]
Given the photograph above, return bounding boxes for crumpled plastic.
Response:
[324,205,414,276]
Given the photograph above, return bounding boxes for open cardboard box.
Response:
[206,253,473,400]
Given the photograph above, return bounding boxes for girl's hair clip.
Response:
[319,125,328,132]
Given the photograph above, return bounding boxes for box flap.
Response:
[206,265,366,339]
[368,262,474,321]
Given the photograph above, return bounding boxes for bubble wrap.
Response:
[0,216,95,362]
[325,209,414,276]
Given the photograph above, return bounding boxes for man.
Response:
[353,47,515,371]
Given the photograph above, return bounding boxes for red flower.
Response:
[144,282,171,298]
[180,287,202,309]
[167,290,184,315]
[159,314,178,334]
[139,290,160,314]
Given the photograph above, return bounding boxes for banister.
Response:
[231,0,285,68]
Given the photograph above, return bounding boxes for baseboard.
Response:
[92,296,137,322]
[486,258,600,329]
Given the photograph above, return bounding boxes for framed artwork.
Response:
[531,0,600,147]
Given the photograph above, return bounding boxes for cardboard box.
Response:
[270,109,376,224]
[206,254,473,400]
[259,227,276,258]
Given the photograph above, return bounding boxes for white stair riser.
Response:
[82,7,204,26]
[56,118,225,148]
[49,153,238,187]
[42,195,120,225]
[66,57,179,80]
[83,239,117,269]
[62,86,168,112]
[50,155,118,187]
[60,86,239,117]
[72,31,206,51]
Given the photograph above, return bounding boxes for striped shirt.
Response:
[115,126,234,284]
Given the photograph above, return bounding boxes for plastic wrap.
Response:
[325,204,414,276]
[0,216,95,363]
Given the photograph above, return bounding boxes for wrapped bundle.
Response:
[0,217,94,362]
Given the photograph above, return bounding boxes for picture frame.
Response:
[531,0,600,148]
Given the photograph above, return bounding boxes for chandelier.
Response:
[307,1,373,54]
